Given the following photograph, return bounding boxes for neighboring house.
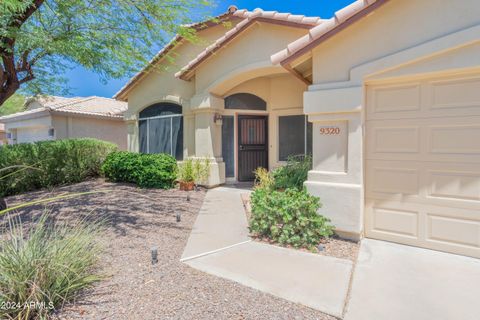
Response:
[115,0,480,258]
[0,123,6,145]
[0,96,128,149]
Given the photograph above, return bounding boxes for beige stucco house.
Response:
[115,0,480,258]
[0,96,128,149]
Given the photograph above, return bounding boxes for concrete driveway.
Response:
[345,239,480,320]
[181,187,480,319]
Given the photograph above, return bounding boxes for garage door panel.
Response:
[369,167,419,195]
[368,75,480,121]
[367,160,480,210]
[367,116,480,163]
[368,83,421,114]
[370,126,420,154]
[366,72,480,258]
[368,205,419,238]
[428,76,480,111]
[427,214,480,248]
[428,169,480,202]
[366,199,480,256]
[428,124,480,154]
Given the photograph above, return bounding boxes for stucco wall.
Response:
[52,115,127,150]
[311,0,480,85]
[305,0,480,239]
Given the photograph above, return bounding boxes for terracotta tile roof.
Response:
[271,0,388,65]
[113,7,241,101]
[175,8,324,81]
[0,96,127,122]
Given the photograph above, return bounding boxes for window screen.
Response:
[278,115,312,161]
[138,103,183,160]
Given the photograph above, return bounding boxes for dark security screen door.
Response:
[238,115,268,181]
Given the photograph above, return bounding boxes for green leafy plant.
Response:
[253,167,274,190]
[0,213,103,319]
[177,158,211,184]
[273,155,312,191]
[0,138,117,197]
[249,187,334,250]
[101,151,177,189]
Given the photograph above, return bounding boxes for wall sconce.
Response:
[213,113,223,124]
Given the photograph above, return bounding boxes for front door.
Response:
[238,115,268,181]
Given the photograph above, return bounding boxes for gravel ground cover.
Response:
[4,179,336,320]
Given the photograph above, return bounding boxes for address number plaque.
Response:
[319,126,341,135]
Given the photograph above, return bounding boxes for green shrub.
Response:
[253,167,274,190]
[249,187,334,250]
[0,213,103,319]
[177,158,211,184]
[101,151,177,188]
[0,138,117,196]
[273,155,312,191]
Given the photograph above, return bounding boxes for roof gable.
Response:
[271,0,389,66]
[113,7,242,101]
[175,8,324,81]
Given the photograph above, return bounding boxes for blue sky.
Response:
[65,0,355,98]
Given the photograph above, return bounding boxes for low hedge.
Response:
[0,138,117,197]
[250,187,334,250]
[101,151,177,189]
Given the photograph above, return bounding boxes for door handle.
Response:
[239,145,245,151]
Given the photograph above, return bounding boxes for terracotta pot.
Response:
[179,181,195,191]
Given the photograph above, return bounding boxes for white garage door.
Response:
[365,72,480,258]
[16,127,52,144]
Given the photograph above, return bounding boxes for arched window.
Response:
[224,93,266,110]
[138,102,183,160]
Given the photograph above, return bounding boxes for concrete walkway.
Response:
[345,239,480,320]
[181,187,353,318]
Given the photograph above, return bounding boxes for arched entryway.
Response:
[138,102,183,160]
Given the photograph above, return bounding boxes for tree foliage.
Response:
[0,93,25,115]
[0,0,211,106]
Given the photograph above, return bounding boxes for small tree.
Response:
[0,0,211,106]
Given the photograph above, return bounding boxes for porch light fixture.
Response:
[213,113,223,124]
[176,213,181,222]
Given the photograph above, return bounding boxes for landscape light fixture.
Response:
[151,247,158,265]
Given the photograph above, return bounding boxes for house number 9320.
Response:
[319,127,340,135]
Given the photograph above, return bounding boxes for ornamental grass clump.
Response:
[0,214,103,319]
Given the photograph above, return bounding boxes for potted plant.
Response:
[177,158,211,191]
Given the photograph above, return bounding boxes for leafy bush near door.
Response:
[101,151,177,188]
[250,187,334,250]
[0,138,117,197]
[249,155,333,250]
[273,155,312,191]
